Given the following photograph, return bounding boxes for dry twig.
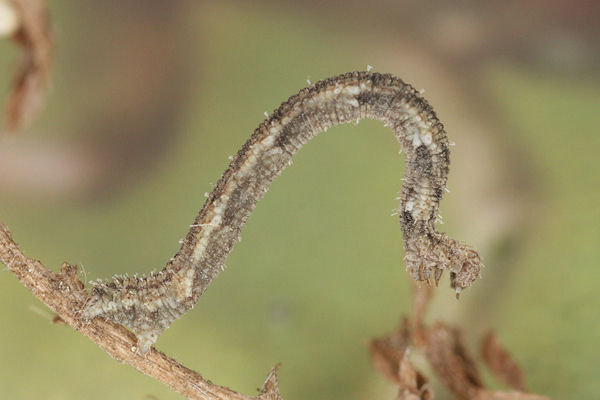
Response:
[0,223,268,400]
[4,0,52,132]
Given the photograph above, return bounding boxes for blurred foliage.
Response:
[0,2,598,400]
[484,66,600,398]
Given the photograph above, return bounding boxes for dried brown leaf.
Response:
[481,330,526,391]
[369,318,413,383]
[396,349,433,400]
[5,0,52,132]
[425,322,482,399]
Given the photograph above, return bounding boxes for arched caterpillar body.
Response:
[82,71,481,353]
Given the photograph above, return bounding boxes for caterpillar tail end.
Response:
[80,273,188,355]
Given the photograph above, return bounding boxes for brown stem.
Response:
[0,223,266,400]
[409,281,434,347]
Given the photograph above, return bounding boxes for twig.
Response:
[409,282,434,346]
[5,0,52,132]
[0,223,264,400]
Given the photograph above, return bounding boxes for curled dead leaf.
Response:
[369,318,412,383]
[396,349,433,400]
[481,330,526,391]
[425,322,482,399]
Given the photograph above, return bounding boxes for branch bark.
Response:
[0,222,269,400]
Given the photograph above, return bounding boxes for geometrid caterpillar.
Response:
[82,71,482,354]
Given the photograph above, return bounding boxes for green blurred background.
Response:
[0,1,599,399]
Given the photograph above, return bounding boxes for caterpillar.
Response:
[82,71,481,354]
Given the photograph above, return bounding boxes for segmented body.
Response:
[82,71,481,353]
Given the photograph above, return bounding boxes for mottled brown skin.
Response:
[82,71,482,353]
